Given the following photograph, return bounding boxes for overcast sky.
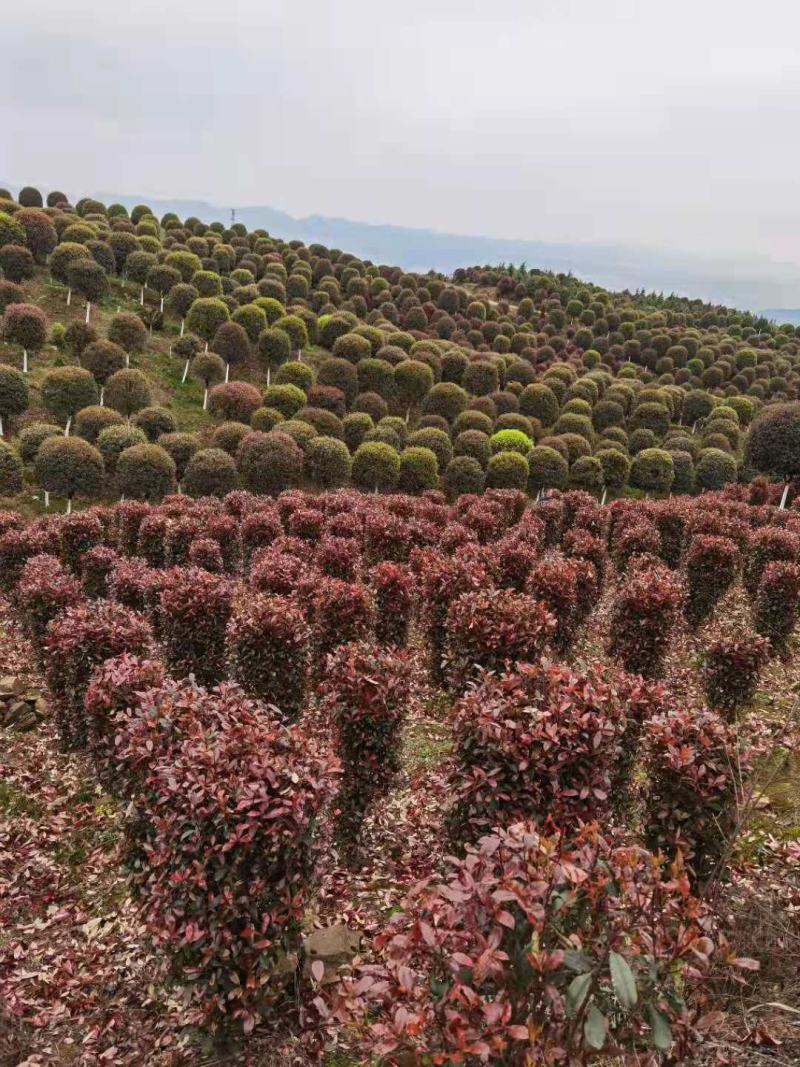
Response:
[2,0,800,267]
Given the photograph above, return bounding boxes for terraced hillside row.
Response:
[1,184,800,514]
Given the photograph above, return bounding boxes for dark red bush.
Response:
[287,505,325,542]
[80,544,120,598]
[753,559,800,654]
[226,594,310,720]
[84,652,168,794]
[563,526,608,587]
[448,661,635,841]
[159,567,234,686]
[250,547,311,597]
[611,520,662,574]
[15,553,82,659]
[311,579,374,673]
[115,500,150,556]
[59,510,104,573]
[44,599,152,748]
[188,536,224,572]
[703,634,771,718]
[108,557,161,613]
[488,534,539,591]
[241,506,281,568]
[417,549,489,684]
[315,535,361,581]
[744,526,800,595]
[526,556,584,652]
[684,534,740,626]
[331,822,716,1065]
[368,561,413,647]
[645,708,749,881]
[128,685,337,1033]
[608,562,683,678]
[445,588,555,693]
[136,511,171,567]
[322,641,409,851]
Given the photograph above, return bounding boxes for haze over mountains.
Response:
[5,181,799,319]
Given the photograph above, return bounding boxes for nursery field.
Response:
[0,185,799,1066]
[0,483,799,1065]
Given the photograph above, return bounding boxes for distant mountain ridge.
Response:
[5,181,800,314]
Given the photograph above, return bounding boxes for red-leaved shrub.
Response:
[744,526,800,595]
[684,534,740,626]
[446,588,555,693]
[526,556,584,652]
[753,559,800,654]
[315,535,362,581]
[226,594,309,720]
[329,822,716,1064]
[645,708,748,881]
[80,544,120,599]
[417,549,489,685]
[322,641,409,852]
[59,509,104,573]
[128,685,338,1033]
[15,553,82,659]
[84,652,168,794]
[310,578,374,674]
[608,562,683,678]
[368,561,413,647]
[159,567,234,686]
[44,599,152,748]
[703,634,771,718]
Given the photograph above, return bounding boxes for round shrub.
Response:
[307,436,352,489]
[159,567,234,686]
[115,443,175,502]
[97,424,147,474]
[185,296,230,342]
[489,429,532,457]
[211,420,251,457]
[422,382,468,423]
[17,422,61,463]
[0,244,35,283]
[183,447,238,498]
[629,448,674,494]
[34,435,104,503]
[250,406,286,433]
[0,365,29,431]
[596,448,631,491]
[695,448,738,491]
[352,441,400,492]
[527,445,569,494]
[486,450,528,490]
[520,383,559,425]
[262,383,306,418]
[75,404,124,443]
[108,311,147,355]
[158,431,201,481]
[208,381,262,422]
[0,440,23,495]
[569,455,604,494]
[745,402,800,480]
[236,430,305,495]
[398,446,439,493]
[104,368,151,417]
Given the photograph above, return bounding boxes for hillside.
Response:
[0,184,799,1066]
[1,183,800,517]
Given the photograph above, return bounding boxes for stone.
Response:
[302,924,361,985]
[0,675,25,699]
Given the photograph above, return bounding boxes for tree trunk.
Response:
[66,287,72,306]
[85,301,91,324]
[22,349,28,374]
[140,287,145,306]
[780,482,790,510]
[180,318,185,337]
[0,415,3,436]
[601,488,607,506]
[203,387,208,410]
[225,362,230,383]
[160,295,164,312]
[182,359,190,384]
[64,417,71,437]
[44,490,49,509]
[99,387,105,406]
[267,365,271,385]
[125,352,130,368]
[66,497,72,515]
